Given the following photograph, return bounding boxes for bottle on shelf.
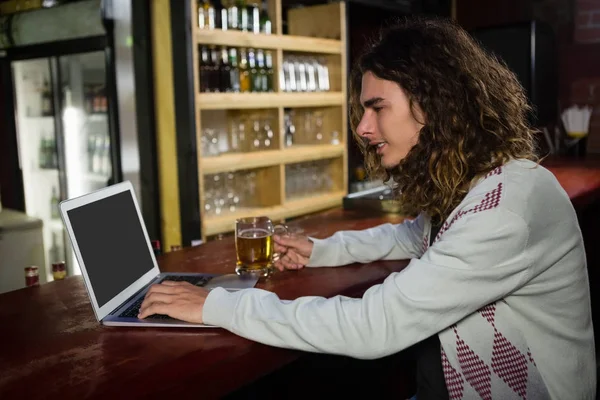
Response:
[41,79,53,117]
[237,0,248,32]
[39,134,57,169]
[248,48,259,92]
[260,0,271,34]
[227,0,239,30]
[199,46,211,92]
[38,136,47,169]
[249,1,260,34]
[198,0,216,30]
[209,46,221,92]
[217,0,228,30]
[239,48,251,93]
[50,187,59,219]
[263,50,274,93]
[220,46,232,92]
[256,49,267,92]
[229,47,241,93]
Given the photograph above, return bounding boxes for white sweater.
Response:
[203,159,596,399]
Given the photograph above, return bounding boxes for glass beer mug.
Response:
[235,216,288,277]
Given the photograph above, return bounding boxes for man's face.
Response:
[356,71,424,169]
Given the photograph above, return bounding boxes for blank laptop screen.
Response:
[67,190,155,308]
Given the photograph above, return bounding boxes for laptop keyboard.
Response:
[119,275,213,320]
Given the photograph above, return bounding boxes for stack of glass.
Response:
[285,160,334,200]
[283,109,341,147]
[201,111,276,157]
[204,170,258,216]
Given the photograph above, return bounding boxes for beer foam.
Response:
[239,228,271,239]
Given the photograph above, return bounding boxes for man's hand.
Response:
[273,234,314,271]
[138,281,208,323]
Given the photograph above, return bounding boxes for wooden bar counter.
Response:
[1,157,600,399]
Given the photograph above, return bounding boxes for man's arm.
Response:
[307,213,426,267]
[204,207,531,358]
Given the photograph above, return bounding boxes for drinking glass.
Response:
[235,216,288,277]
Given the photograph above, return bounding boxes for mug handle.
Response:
[272,224,288,262]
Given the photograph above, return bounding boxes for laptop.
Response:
[59,181,258,328]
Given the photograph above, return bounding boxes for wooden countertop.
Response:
[1,156,599,399]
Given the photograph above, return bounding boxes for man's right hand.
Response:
[273,234,314,271]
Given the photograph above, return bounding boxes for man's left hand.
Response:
[138,281,208,323]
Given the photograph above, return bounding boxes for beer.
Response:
[235,228,273,271]
[235,216,288,277]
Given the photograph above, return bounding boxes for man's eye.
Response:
[373,107,383,113]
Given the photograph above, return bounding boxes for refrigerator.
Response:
[0,0,158,283]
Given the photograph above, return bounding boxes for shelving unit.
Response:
[152,0,348,246]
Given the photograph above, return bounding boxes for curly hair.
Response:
[350,17,540,223]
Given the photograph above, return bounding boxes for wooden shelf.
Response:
[201,144,344,174]
[196,29,342,54]
[197,91,344,110]
[203,191,345,236]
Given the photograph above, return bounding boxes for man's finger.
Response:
[280,256,298,270]
[146,283,180,295]
[161,280,193,287]
[143,292,175,306]
[273,234,305,247]
[138,302,169,319]
[274,243,288,254]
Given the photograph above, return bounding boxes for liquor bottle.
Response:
[220,46,232,92]
[239,48,251,93]
[198,0,216,29]
[229,47,241,93]
[236,0,248,31]
[248,48,259,92]
[227,0,239,30]
[256,49,267,93]
[41,79,53,116]
[260,0,271,34]
[50,187,59,219]
[265,50,274,92]
[39,136,47,169]
[249,1,260,34]
[199,46,211,92]
[217,0,228,30]
[209,46,221,92]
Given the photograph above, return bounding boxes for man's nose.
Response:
[356,113,372,138]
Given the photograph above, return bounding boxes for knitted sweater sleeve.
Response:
[305,213,426,267]
[203,206,531,359]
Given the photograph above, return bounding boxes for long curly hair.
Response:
[350,17,539,223]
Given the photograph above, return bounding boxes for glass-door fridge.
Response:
[0,0,160,286]
[11,52,112,280]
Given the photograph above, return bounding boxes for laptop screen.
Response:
[67,190,155,308]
